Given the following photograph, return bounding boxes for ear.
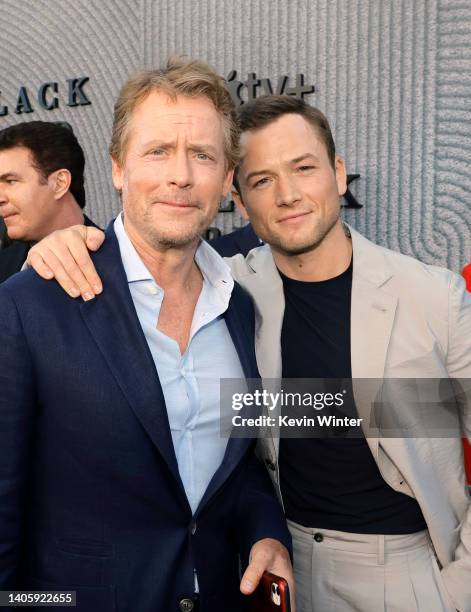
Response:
[49,168,71,200]
[222,168,234,199]
[232,188,249,221]
[111,156,124,192]
[335,155,347,196]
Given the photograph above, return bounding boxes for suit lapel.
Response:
[234,246,285,380]
[196,292,258,514]
[79,225,186,503]
[224,293,257,379]
[350,228,397,458]
[229,247,284,461]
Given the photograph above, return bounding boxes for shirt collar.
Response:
[114,212,234,296]
[114,212,153,283]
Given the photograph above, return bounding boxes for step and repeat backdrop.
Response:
[0,0,469,270]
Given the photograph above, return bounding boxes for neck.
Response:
[272,220,352,281]
[36,197,84,242]
[123,218,202,292]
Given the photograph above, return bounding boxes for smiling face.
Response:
[237,113,347,256]
[112,90,233,251]
[0,146,59,242]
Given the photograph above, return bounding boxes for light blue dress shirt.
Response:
[114,213,245,514]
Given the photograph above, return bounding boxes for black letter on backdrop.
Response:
[0,91,8,116]
[38,82,59,110]
[15,87,33,114]
[67,77,91,107]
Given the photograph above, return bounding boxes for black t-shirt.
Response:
[278,261,426,534]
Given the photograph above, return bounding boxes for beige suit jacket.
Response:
[225,226,471,612]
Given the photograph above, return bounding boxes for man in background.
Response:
[0,121,97,282]
[209,219,260,257]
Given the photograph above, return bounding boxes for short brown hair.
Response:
[0,121,86,208]
[237,95,336,168]
[110,56,239,169]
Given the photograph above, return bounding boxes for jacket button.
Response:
[179,598,194,612]
[265,458,276,471]
[190,522,197,535]
[314,532,324,543]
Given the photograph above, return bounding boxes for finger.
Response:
[36,248,83,298]
[240,559,265,594]
[85,227,106,252]
[26,250,54,280]
[66,231,103,295]
[50,244,97,300]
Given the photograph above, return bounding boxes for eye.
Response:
[297,165,315,173]
[150,148,165,156]
[253,177,271,188]
[6,179,17,185]
[196,152,210,160]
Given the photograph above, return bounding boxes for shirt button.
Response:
[314,532,324,543]
[178,598,194,612]
[190,522,197,536]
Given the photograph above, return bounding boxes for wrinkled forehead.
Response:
[128,91,225,144]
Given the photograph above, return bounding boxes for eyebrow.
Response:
[141,140,219,156]
[0,172,21,181]
[189,144,218,156]
[244,153,320,183]
[291,153,321,164]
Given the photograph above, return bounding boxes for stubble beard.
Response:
[143,209,205,249]
[129,196,215,250]
[268,210,340,257]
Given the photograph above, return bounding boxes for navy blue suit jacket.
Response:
[209,224,260,258]
[0,224,290,612]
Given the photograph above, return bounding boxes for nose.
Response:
[0,187,7,207]
[166,150,193,190]
[275,174,301,207]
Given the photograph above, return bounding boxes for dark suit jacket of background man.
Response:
[0,214,98,283]
[0,223,290,612]
[209,223,260,257]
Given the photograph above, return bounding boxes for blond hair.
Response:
[109,56,239,169]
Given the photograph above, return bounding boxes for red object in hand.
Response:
[462,264,471,485]
[248,572,291,612]
[462,264,471,291]
[464,439,471,485]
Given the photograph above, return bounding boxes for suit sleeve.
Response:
[441,273,471,612]
[0,287,36,588]
[234,447,292,567]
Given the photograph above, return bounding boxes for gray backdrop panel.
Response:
[0,0,469,270]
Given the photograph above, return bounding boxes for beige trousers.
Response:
[288,520,456,612]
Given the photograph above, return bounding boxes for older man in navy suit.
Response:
[0,58,292,612]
